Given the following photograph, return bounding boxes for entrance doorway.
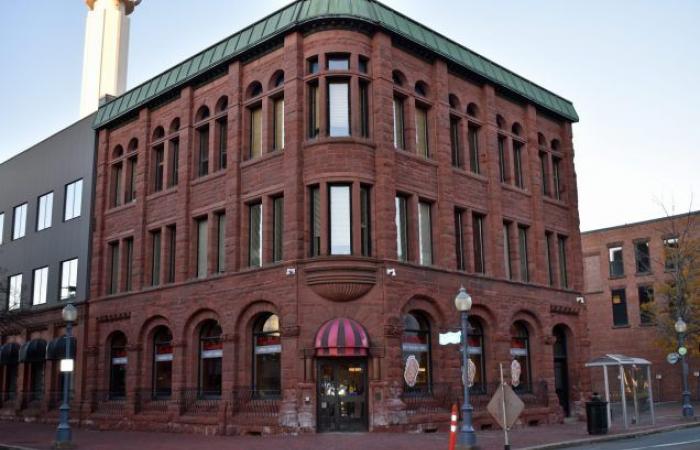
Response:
[317,359,368,432]
[553,325,570,416]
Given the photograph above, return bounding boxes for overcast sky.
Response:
[1,0,698,231]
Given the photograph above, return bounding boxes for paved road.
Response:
[564,427,700,450]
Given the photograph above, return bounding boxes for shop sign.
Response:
[510,359,522,387]
[112,357,128,365]
[402,343,429,353]
[404,355,420,387]
[462,358,477,387]
[255,344,282,355]
[667,352,680,365]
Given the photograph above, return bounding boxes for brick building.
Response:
[582,211,700,402]
[3,0,588,434]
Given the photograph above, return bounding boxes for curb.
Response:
[0,446,39,450]
[520,421,700,449]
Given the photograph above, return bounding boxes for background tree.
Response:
[0,265,28,336]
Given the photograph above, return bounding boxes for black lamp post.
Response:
[54,303,77,449]
[455,286,477,449]
[674,317,694,418]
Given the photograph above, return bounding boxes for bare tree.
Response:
[0,266,29,336]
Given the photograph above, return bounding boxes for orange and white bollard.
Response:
[448,403,458,450]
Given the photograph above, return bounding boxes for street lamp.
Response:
[674,317,694,418]
[455,286,477,449]
[54,303,77,449]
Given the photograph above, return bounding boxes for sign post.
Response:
[487,363,524,450]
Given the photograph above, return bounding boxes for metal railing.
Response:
[135,389,171,413]
[90,390,127,414]
[47,390,75,410]
[0,391,17,409]
[401,383,455,416]
[179,388,221,415]
[20,390,43,409]
[230,388,280,417]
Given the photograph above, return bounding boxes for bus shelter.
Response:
[585,354,655,430]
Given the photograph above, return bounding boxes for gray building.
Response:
[0,115,95,312]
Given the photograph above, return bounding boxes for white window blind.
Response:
[328,82,350,137]
[330,186,351,255]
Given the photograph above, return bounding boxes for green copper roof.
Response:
[94,0,578,128]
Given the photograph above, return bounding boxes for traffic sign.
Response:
[678,346,688,356]
[487,382,524,430]
[667,352,680,365]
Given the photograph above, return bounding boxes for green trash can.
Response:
[586,393,608,435]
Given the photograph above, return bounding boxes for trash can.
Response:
[586,393,608,435]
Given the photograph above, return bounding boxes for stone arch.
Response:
[400,294,446,329]
[152,126,165,141]
[246,81,263,99]
[392,69,407,87]
[169,117,180,133]
[448,93,461,110]
[466,102,480,118]
[195,105,210,122]
[414,80,429,97]
[137,314,172,345]
[215,95,229,113]
[111,144,124,160]
[269,70,285,89]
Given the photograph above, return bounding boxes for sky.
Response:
[0,0,698,231]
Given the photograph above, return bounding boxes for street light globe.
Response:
[62,303,78,323]
[454,286,472,312]
[675,317,687,334]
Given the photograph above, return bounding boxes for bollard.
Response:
[448,403,458,450]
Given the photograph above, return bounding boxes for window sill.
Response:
[146,186,178,201]
[303,136,376,150]
[612,324,631,329]
[635,271,653,277]
[393,148,438,166]
[543,196,567,208]
[106,202,136,216]
[240,150,283,169]
[608,275,626,280]
[452,167,488,183]
[501,183,531,197]
[190,170,227,187]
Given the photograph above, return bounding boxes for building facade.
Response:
[2,0,588,435]
[0,115,95,417]
[582,211,700,402]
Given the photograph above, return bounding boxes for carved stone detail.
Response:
[304,258,377,302]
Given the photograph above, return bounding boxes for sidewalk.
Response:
[0,403,697,450]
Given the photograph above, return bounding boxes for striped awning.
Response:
[315,318,369,357]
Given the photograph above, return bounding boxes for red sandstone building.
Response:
[582,211,699,402]
[4,0,588,434]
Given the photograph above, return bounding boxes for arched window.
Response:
[551,139,561,151]
[511,122,523,136]
[195,105,210,123]
[152,327,173,399]
[127,138,138,153]
[152,126,165,141]
[392,70,406,87]
[169,117,180,134]
[448,94,461,110]
[510,321,531,392]
[247,81,263,99]
[538,133,547,148]
[402,312,431,393]
[466,102,480,118]
[199,320,222,398]
[468,318,486,392]
[271,71,285,89]
[253,314,281,397]
[109,332,128,399]
[415,81,428,98]
[496,114,506,129]
[215,96,228,113]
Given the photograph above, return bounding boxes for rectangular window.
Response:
[65,179,83,220]
[273,197,284,262]
[12,203,27,240]
[455,210,465,271]
[518,225,529,282]
[249,203,263,267]
[415,106,429,158]
[217,213,226,272]
[393,96,405,149]
[553,157,562,200]
[663,237,679,271]
[153,146,165,192]
[329,185,352,255]
[497,136,507,183]
[395,196,408,262]
[450,117,461,168]
[308,56,319,74]
[168,139,179,187]
[196,218,208,278]
[37,192,53,231]
[545,231,554,286]
[638,286,654,325]
[310,186,321,257]
[503,222,513,279]
[124,158,137,203]
[328,81,350,137]
[359,81,370,138]
[418,201,433,266]
[124,238,133,292]
[540,152,549,196]
[358,56,369,74]
[635,241,651,274]
[611,288,629,326]
[273,98,285,151]
[513,141,524,188]
[8,274,22,311]
[250,106,263,158]
[360,186,371,257]
[217,118,228,170]
[166,226,176,284]
[111,163,123,207]
[558,235,568,288]
[198,126,209,177]
[468,125,480,174]
[32,267,49,306]
[608,245,624,277]
[151,230,161,286]
[109,242,119,295]
[308,82,320,138]
[0,212,4,245]
[327,56,349,71]
[472,213,485,274]
[60,258,79,300]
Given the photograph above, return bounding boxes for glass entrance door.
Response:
[317,359,368,432]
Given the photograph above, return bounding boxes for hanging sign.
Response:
[404,355,420,387]
[439,331,461,345]
[667,352,680,365]
[678,346,688,356]
[461,358,477,387]
[510,359,522,387]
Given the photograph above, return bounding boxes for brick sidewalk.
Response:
[0,403,696,450]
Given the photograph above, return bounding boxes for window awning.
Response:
[19,339,47,363]
[46,336,77,361]
[315,318,370,357]
[0,343,20,365]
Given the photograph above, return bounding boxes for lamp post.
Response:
[54,303,77,449]
[674,317,694,418]
[455,286,477,449]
